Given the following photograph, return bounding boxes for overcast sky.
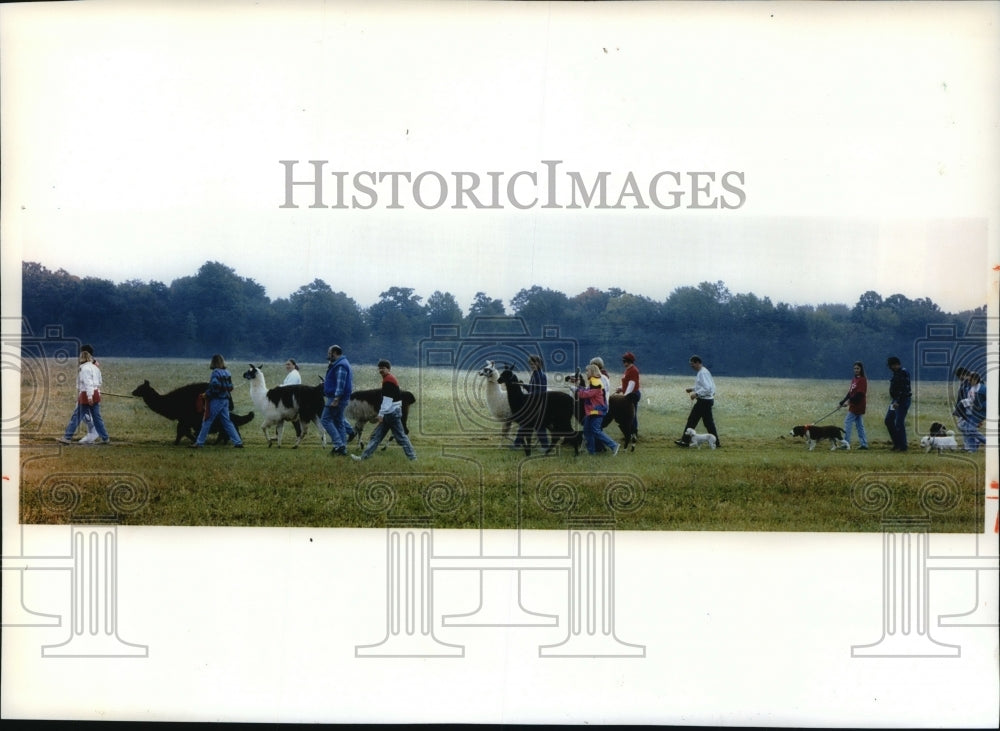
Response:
[3,0,997,315]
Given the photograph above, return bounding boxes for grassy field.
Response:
[16,358,987,531]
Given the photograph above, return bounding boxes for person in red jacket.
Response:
[572,363,620,456]
[617,351,641,438]
[351,359,417,461]
[838,361,868,449]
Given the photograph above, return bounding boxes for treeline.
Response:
[21,261,984,378]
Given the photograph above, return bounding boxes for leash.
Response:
[97,392,135,399]
[811,405,842,425]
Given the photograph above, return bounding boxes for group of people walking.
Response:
[56,344,987,456]
[822,356,986,453]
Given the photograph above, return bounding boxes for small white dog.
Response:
[920,434,958,453]
[684,428,717,449]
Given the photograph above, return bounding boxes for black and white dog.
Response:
[790,424,850,451]
[921,423,958,453]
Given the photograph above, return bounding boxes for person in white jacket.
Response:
[281,358,302,385]
[58,350,109,444]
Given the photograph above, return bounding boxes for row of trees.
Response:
[21,261,984,378]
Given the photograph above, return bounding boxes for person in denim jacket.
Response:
[191,354,243,449]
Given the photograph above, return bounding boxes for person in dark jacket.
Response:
[959,370,987,453]
[513,354,551,455]
[884,356,911,452]
[838,361,868,449]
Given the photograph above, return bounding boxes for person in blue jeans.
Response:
[351,360,416,461]
[58,350,110,445]
[322,344,353,456]
[884,355,911,452]
[839,361,869,449]
[572,363,620,456]
[959,371,987,453]
[191,354,243,448]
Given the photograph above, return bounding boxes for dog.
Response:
[684,427,717,449]
[920,434,959,453]
[928,422,953,438]
[790,424,850,451]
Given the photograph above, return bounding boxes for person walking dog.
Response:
[838,361,869,449]
[676,355,721,448]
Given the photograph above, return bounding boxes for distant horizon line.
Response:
[20,258,986,317]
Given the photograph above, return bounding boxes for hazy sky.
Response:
[3,0,997,316]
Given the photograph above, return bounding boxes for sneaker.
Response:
[673,439,689,448]
[858,445,868,450]
[330,446,348,457]
[350,454,363,462]
[190,444,203,449]
[99,438,111,445]
[56,436,71,445]
[79,434,99,444]
[611,442,620,456]
[233,444,243,449]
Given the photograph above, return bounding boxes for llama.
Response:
[496,366,582,455]
[131,380,254,445]
[241,364,326,448]
[478,360,514,444]
[345,388,416,450]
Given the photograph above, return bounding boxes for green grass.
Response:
[17,358,987,531]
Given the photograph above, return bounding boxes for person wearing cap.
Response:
[322,344,354,456]
[884,355,911,452]
[675,355,721,448]
[617,351,641,438]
